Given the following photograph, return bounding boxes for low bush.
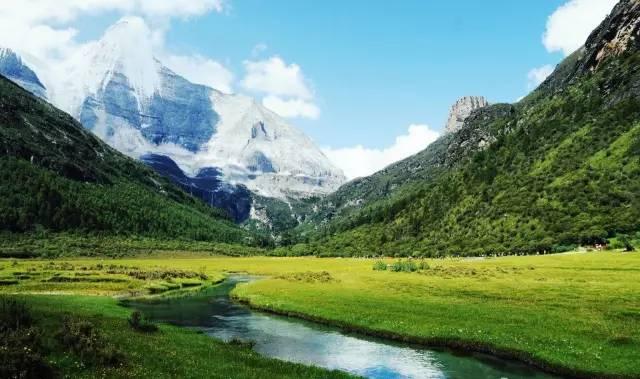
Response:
[619,234,636,252]
[0,298,33,331]
[551,244,577,253]
[389,260,418,273]
[56,316,124,366]
[0,298,54,379]
[0,327,53,379]
[372,261,388,271]
[128,311,158,333]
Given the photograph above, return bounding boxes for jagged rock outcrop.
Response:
[445,96,489,133]
[539,0,640,95]
[0,48,46,99]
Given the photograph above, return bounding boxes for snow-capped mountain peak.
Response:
[0,47,47,99]
[92,16,160,98]
[53,16,161,116]
[0,19,345,203]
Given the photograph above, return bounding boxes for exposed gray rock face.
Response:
[537,0,640,98]
[445,96,489,133]
[0,48,47,99]
[0,18,345,202]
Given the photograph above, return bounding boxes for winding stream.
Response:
[129,276,559,379]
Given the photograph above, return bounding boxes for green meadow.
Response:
[1,251,639,378]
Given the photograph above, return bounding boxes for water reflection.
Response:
[129,276,558,379]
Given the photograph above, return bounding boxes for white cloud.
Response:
[164,54,234,93]
[323,124,441,180]
[527,64,554,90]
[262,95,320,119]
[241,56,313,99]
[543,0,618,56]
[0,1,226,25]
[0,0,233,94]
[241,56,320,119]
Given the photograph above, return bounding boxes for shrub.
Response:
[372,261,388,271]
[389,260,418,273]
[128,311,158,333]
[0,327,53,379]
[417,260,430,270]
[551,244,577,253]
[0,298,33,331]
[0,298,54,379]
[56,316,124,366]
[618,234,636,252]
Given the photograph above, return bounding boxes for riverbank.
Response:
[0,260,356,378]
[6,294,355,378]
[229,252,640,379]
[2,252,638,378]
[232,296,593,379]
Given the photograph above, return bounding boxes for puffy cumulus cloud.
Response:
[164,54,234,93]
[323,124,441,180]
[543,0,618,56]
[527,64,554,90]
[241,56,320,119]
[241,56,313,99]
[262,95,320,119]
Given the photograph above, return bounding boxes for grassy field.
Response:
[1,251,639,378]
[228,252,640,379]
[0,259,353,379]
[9,295,354,379]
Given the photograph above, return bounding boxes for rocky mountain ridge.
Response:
[0,17,344,226]
[445,96,489,133]
[288,0,640,255]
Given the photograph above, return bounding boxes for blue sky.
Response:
[0,0,619,178]
[71,1,568,148]
[171,1,569,148]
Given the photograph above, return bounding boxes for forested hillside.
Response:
[291,0,640,256]
[0,76,246,243]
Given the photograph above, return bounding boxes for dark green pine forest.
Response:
[1,0,640,258]
[0,76,246,243]
[286,1,640,257]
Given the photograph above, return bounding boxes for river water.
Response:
[129,276,559,379]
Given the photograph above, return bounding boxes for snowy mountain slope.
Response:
[0,48,47,99]
[141,153,253,222]
[0,16,345,210]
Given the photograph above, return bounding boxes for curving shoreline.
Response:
[231,293,636,379]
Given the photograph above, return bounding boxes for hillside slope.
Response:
[0,75,246,243]
[296,0,640,256]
